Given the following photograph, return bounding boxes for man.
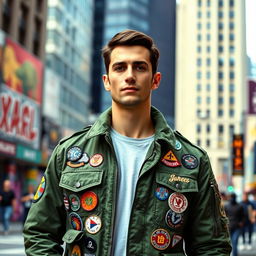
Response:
[0,179,16,235]
[225,193,245,256]
[24,30,231,255]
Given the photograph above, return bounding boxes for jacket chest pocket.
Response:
[154,172,198,232]
[59,169,104,222]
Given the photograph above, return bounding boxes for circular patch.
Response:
[85,237,97,253]
[69,194,81,211]
[155,187,169,201]
[168,193,188,213]
[165,209,183,228]
[81,191,98,211]
[33,176,46,202]
[78,153,90,164]
[181,154,198,169]
[175,140,182,150]
[63,194,70,211]
[151,228,171,250]
[71,244,81,256]
[67,146,82,162]
[89,154,103,167]
[69,212,83,231]
[85,215,102,234]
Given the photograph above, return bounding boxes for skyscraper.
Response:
[175,0,246,189]
[44,0,94,132]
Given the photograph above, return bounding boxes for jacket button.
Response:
[75,181,81,188]
[176,183,181,190]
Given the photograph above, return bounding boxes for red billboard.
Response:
[232,134,244,176]
[2,37,43,104]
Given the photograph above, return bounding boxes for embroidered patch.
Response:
[70,244,81,256]
[69,212,83,231]
[81,191,98,211]
[89,154,104,167]
[168,192,188,213]
[165,209,183,229]
[161,150,181,167]
[67,146,82,162]
[69,194,81,212]
[171,234,182,248]
[151,228,171,251]
[85,215,102,234]
[155,187,169,201]
[63,194,70,211]
[175,140,182,150]
[85,237,97,253]
[67,152,90,168]
[33,175,46,202]
[181,154,198,169]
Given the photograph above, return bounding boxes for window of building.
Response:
[218,109,224,117]
[197,139,201,146]
[206,124,211,133]
[218,124,224,133]
[219,58,224,66]
[229,22,234,30]
[207,11,211,18]
[197,71,202,79]
[197,84,202,91]
[207,23,211,30]
[229,124,234,135]
[218,23,223,30]
[207,0,211,7]
[219,72,224,79]
[207,96,211,104]
[230,84,235,92]
[207,34,211,41]
[230,71,235,79]
[206,139,211,147]
[198,0,202,7]
[196,124,201,133]
[229,109,235,117]
[197,58,202,66]
[229,11,234,18]
[229,58,235,67]
[219,45,224,53]
[197,34,202,41]
[207,46,211,53]
[207,84,211,91]
[2,0,12,33]
[197,46,202,53]
[219,0,223,7]
[218,84,224,92]
[218,97,224,104]
[218,11,223,19]
[230,0,234,7]
[207,58,211,66]
[19,4,28,46]
[197,96,202,104]
[207,71,211,79]
[229,96,235,104]
[206,109,211,117]
[219,34,224,41]
[229,45,235,53]
[230,33,235,41]
[197,109,201,117]
[197,23,202,30]
[198,11,202,18]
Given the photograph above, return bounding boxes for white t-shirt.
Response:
[110,128,154,256]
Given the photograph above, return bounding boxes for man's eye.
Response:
[136,65,147,71]
[114,66,125,71]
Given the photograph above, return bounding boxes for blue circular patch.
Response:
[67,146,82,162]
[165,209,183,228]
[69,212,83,231]
[175,140,182,150]
[181,154,198,169]
[155,187,169,201]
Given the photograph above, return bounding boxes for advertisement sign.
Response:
[16,144,41,164]
[0,84,40,149]
[232,134,244,176]
[2,37,43,104]
[0,139,16,156]
[248,80,256,114]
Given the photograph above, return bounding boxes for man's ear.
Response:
[102,75,111,91]
[151,72,161,90]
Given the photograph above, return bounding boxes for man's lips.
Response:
[121,87,139,92]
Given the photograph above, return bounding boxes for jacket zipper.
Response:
[105,134,119,256]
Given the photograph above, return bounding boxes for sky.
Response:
[246,0,256,62]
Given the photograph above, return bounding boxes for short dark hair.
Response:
[102,29,160,74]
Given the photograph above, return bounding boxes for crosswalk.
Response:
[0,235,25,255]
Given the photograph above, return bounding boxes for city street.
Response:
[0,223,256,255]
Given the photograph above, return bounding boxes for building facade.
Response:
[175,0,246,191]
[0,0,48,220]
[44,0,94,132]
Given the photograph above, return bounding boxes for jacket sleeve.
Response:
[23,145,67,256]
[184,153,232,255]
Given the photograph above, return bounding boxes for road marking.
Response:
[0,248,25,255]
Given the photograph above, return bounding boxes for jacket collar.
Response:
[86,106,176,147]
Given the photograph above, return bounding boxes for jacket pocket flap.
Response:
[62,229,84,244]
[59,171,103,192]
[156,172,198,192]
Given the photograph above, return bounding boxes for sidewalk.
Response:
[238,232,256,256]
[0,221,23,235]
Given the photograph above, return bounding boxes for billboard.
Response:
[2,37,43,104]
[248,80,256,114]
[232,134,244,176]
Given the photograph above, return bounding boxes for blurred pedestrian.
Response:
[0,179,16,235]
[21,184,35,224]
[225,193,245,256]
[241,192,254,250]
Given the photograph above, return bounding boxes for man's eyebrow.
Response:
[112,61,148,66]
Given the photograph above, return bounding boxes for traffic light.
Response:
[227,185,234,193]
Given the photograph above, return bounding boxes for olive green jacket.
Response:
[23,107,231,256]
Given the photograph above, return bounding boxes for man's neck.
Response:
[111,103,155,138]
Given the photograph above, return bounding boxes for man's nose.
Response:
[125,67,136,84]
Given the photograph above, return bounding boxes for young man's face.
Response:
[103,45,161,108]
